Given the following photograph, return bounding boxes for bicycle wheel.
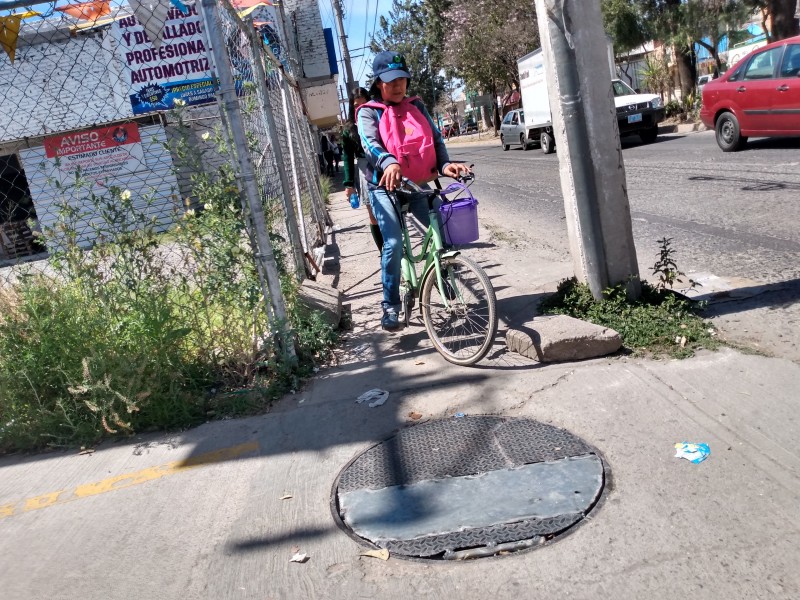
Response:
[420,255,497,366]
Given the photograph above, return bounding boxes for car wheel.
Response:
[501,135,509,151]
[715,111,747,152]
[639,125,658,144]
[540,131,555,154]
[520,133,530,150]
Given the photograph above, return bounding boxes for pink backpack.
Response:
[358,97,439,184]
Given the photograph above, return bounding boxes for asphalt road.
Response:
[446,131,800,285]
[444,130,800,361]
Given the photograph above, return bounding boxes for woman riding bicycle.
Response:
[357,50,471,331]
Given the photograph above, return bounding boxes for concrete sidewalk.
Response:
[1,193,799,599]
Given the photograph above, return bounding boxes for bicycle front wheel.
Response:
[420,255,498,366]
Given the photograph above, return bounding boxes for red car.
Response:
[701,34,800,151]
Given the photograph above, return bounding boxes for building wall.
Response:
[281,0,331,80]
[19,124,180,252]
[0,28,130,144]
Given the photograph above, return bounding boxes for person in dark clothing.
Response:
[320,133,334,176]
[342,87,383,253]
[333,139,342,173]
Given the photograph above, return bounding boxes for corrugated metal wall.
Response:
[19,124,181,251]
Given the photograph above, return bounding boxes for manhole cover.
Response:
[331,416,608,560]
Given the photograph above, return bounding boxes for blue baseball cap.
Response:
[371,51,411,85]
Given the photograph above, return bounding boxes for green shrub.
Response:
[665,100,682,118]
[539,278,718,358]
[0,118,336,453]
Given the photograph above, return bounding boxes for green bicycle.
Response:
[391,176,498,366]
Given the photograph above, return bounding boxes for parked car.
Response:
[441,122,460,138]
[697,73,715,93]
[701,34,800,151]
[499,109,528,150]
[462,119,478,134]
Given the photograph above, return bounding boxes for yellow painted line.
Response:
[0,440,258,520]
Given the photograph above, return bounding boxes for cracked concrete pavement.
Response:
[1,192,799,599]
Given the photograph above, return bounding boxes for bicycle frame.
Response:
[396,191,461,310]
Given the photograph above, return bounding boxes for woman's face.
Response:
[353,95,367,109]
[376,77,408,104]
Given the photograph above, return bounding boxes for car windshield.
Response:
[612,80,637,96]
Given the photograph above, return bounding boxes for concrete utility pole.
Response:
[331,0,356,94]
[534,0,641,300]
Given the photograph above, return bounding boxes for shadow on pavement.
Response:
[699,278,800,317]
[689,174,800,192]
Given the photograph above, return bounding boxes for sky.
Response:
[317,0,393,92]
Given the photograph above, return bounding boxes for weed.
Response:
[0,107,336,453]
[539,277,719,358]
[319,176,333,204]
[652,237,701,292]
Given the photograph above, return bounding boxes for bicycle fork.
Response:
[429,250,464,310]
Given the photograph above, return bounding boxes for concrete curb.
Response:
[658,122,707,135]
[446,121,707,147]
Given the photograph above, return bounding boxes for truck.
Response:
[513,47,665,154]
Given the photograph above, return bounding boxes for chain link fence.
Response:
[0,0,333,449]
[0,0,328,326]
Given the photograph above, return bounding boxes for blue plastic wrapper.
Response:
[674,442,710,464]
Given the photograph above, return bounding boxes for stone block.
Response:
[505,315,621,362]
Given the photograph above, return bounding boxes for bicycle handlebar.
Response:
[398,165,475,193]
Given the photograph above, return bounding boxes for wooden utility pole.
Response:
[331,0,356,93]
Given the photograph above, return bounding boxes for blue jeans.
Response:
[369,187,441,309]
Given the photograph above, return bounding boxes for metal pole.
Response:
[199,0,296,358]
[331,0,356,92]
[277,74,311,257]
[245,22,308,281]
[284,82,328,243]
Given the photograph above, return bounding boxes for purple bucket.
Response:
[439,183,479,245]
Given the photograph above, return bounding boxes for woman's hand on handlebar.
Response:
[379,163,403,191]
[442,162,472,180]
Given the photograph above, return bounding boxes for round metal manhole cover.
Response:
[331,415,609,560]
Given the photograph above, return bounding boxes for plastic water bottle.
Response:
[349,192,360,209]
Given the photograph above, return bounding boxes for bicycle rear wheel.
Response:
[420,255,497,366]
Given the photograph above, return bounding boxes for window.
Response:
[779,44,800,77]
[743,47,783,80]
[612,80,636,97]
[727,63,746,82]
[502,113,513,125]
[511,112,519,125]
[519,110,525,123]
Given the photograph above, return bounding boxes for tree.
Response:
[638,0,697,99]
[685,0,753,75]
[443,0,539,132]
[602,0,650,55]
[748,0,800,40]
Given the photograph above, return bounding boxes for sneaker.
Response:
[381,307,400,330]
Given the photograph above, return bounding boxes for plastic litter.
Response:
[289,552,309,563]
[674,442,710,464]
[454,412,465,418]
[356,389,389,408]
